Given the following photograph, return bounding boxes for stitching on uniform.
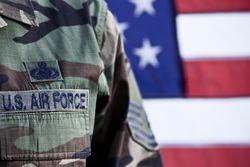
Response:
[27,0,39,26]
[3,148,91,160]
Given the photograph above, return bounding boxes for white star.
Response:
[134,39,162,69]
[116,20,129,42]
[129,0,156,17]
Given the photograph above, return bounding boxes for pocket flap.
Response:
[0,112,91,160]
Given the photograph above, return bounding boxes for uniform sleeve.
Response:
[87,11,164,167]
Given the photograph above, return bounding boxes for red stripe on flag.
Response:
[175,0,250,13]
[160,147,250,167]
[184,59,250,97]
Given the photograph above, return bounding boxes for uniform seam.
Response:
[95,0,108,48]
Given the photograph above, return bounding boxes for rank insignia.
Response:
[24,60,63,82]
[127,100,159,151]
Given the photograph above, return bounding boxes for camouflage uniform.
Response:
[0,0,163,166]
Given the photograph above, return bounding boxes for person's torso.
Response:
[0,0,108,166]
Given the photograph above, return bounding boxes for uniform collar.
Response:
[0,15,7,28]
[0,0,39,28]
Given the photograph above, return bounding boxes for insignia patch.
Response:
[0,89,89,113]
[24,60,63,82]
[127,100,159,150]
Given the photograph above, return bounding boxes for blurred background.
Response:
[106,0,250,166]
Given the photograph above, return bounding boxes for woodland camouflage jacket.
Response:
[0,0,163,166]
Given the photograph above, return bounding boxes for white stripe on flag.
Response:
[144,98,250,146]
[176,13,250,59]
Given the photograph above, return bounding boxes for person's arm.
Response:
[87,11,163,167]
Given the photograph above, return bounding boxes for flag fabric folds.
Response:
[106,0,250,166]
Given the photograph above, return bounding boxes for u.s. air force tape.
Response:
[0,89,89,113]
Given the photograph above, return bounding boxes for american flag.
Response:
[106,0,250,167]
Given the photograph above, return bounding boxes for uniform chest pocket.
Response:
[0,90,91,162]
